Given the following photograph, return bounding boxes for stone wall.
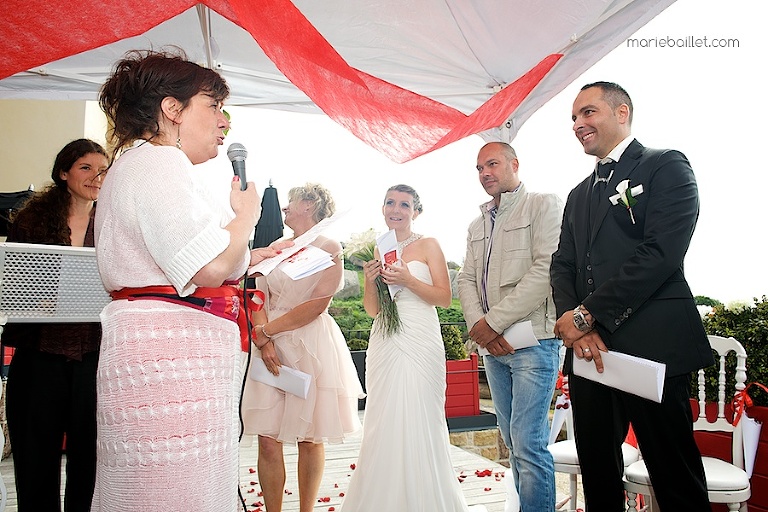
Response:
[449,428,509,467]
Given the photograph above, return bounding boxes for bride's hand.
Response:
[363,259,382,283]
[381,260,413,288]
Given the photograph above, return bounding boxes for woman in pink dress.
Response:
[94,49,282,511]
[242,183,363,512]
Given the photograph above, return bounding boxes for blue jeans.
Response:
[484,337,560,512]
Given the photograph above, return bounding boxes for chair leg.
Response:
[625,491,638,512]
[569,474,578,512]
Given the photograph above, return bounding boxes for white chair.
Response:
[623,335,752,512]
[548,384,640,511]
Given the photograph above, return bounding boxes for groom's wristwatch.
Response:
[573,305,593,333]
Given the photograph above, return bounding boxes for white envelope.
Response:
[249,358,312,399]
[502,320,542,350]
[573,349,666,403]
[477,320,541,356]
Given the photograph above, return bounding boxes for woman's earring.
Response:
[176,137,182,149]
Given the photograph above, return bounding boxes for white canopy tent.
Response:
[0,0,674,162]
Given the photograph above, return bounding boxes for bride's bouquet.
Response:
[344,229,401,336]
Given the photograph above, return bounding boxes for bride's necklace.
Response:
[398,232,422,251]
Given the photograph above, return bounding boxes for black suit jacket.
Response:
[551,139,713,376]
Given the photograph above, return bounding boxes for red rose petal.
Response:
[339,492,345,497]
[350,463,356,470]
[484,487,492,491]
[249,468,256,473]
[329,508,336,511]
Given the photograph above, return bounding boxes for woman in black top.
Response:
[4,138,108,512]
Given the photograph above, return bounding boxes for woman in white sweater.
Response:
[93,49,283,511]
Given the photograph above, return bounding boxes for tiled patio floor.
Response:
[0,410,583,511]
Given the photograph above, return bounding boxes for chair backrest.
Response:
[695,335,748,469]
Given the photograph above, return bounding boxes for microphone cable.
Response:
[237,276,254,512]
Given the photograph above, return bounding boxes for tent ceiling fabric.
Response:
[0,0,674,163]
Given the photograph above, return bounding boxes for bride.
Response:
[341,184,482,512]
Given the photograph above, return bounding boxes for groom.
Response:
[550,81,714,511]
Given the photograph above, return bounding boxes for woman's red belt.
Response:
[110,284,265,352]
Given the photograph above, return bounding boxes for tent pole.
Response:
[195,4,215,69]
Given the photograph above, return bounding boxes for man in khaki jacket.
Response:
[458,142,563,512]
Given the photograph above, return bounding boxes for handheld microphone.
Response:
[227,143,248,190]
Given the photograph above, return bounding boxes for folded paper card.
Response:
[376,229,403,296]
[573,349,666,403]
[248,209,348,276]
[277,245,335,280]
[249,358,312,399]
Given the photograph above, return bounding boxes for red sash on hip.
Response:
[110,283,265,352]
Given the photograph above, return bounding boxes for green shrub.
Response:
[442,324,467,360]
[695,295,722,307]
[437,299,466,324]
[696,296,768,407]
[329,296,373,346]
[347,338,369,351]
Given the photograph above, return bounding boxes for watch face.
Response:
[573,310,590,332]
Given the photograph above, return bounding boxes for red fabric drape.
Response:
[0,0,561,163]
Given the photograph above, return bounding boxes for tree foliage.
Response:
[695,295,722,307]
[697,296,768,407]
[442,324,468,360]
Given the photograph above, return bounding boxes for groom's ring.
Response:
[583,347,591,353]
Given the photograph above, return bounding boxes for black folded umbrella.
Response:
[251,184,283,249]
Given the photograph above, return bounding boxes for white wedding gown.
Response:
[341,261,474,512]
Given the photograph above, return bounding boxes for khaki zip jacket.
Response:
[458,183,564,340]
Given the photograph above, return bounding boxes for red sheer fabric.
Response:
[0,0,560,163]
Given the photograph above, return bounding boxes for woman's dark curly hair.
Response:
[99,48,230,156]
[10,139,107,245]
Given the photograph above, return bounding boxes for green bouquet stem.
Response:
[373,276,401,337]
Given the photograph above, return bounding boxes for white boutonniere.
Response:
[609,180,643,224]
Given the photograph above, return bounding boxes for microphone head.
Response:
[227,143,247,161]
